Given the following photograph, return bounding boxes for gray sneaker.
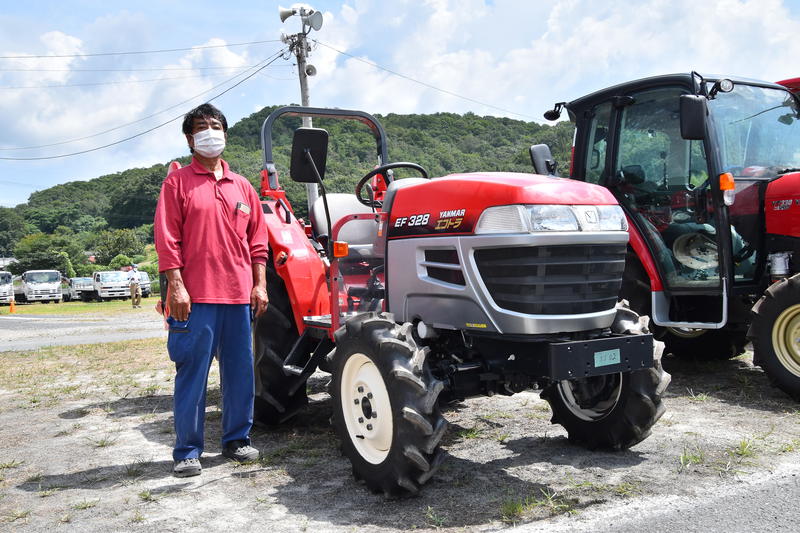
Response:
[173,457,201,477]
[222,440,259,462]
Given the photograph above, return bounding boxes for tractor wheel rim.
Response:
[556,374,623,422]
[772,303,800,377]
[668,327,707,339]
[340,352,393,464]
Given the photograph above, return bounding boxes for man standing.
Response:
[128,265,142,308]
[154,103,269,478]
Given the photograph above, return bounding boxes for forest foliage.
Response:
[2,105,575,273]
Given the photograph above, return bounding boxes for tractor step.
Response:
[283,364,304,376]
[303,314,332,327]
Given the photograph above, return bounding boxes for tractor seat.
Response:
[309,193,379,258]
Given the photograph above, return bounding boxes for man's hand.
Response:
[165,269,191,321]
[251,286,269,318]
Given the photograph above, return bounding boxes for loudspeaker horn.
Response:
[279,6,296,22]
[305,64,317,77]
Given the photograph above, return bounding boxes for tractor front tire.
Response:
[253,265,308,425]
[330,313,447,497]
[541,303,671,450]
[749,274,800,400]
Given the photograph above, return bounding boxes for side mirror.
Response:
[621,165,646,184]
[680,95,707,140]
[529,144,559,176]
[290,127,329,183]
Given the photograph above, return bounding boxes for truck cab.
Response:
[90,271,130,301]
[13,270,63,303]
[0,271,12,304]
[68,277,94,301]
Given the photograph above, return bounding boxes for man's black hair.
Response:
[182,103,228,135]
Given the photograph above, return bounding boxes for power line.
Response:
[0,52,287,152]
[0,64,263,73]
[0,39,282,59]
[313,39,536,120]
[0,49,288,161]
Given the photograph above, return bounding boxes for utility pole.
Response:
[279,5,323,207]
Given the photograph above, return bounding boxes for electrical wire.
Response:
[0,65,264,73]
[0,39,282,59]
[0,49,288,161]
[313,39,535,120]
[0,50,286,152]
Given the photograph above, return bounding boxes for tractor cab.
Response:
[547,73,800,399]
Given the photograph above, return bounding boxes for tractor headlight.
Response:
[475,204,628,234]
[527,205,580,232]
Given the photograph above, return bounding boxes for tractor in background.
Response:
[251,106,669,496]
[542,72,800,400]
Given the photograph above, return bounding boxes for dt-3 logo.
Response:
[772,199,793,211]
[435,209,466,230]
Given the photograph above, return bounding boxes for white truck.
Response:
[13,270,63,303]
[85,270,130,301]
[0,271,13,304]
[68,277,94,301]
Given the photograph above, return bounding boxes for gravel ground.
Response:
[0,331,799,532]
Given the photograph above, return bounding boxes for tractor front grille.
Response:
[474,244,626,315]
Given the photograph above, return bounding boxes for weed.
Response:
[24,473,43,484]
[500,498,525,525]
[729,438,757,459]
[141,384,158,396]
[88,433,118,448]
[678,444,706,472]
[532,489,576,515]
[0,460,23,470]
[496,432,511,443]
[72,499,99,510]
[124,459,147,478]
[687,388,710,403]
[55,423,83,437]
[38,487,59,498]
[613,482,640,497]
[138,490,156,502]
[131,510,145,523]
[4,509,31,522]
[457,425,483,439]
[779,438,800,453]
[425,506,447,528]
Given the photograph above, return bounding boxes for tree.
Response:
[0,207,29,256]
[91,229,144,265]
[108,254,133,270]
[10,232,83,275]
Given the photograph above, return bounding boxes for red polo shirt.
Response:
[154,158,268,304]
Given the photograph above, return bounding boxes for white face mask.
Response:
[193,128,226,158]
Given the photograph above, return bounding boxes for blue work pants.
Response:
[167,303,254,461]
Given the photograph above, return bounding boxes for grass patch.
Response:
[678,444,706,472]
[425,506,447,528]
[71,499,99,510]
[138,490,156,502]
[0,298,152,316]
[0,460,24,470]
[780,438,800,453]
[500,489,577,524]
[457,425,483,439]
[729,438,757,459]
[3,508,30,523]
[686,388,710,403]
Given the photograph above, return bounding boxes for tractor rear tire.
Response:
[329,313,447,497]
[749,274,800,400]
[619,253,746,360]
[253,264,308,425]
[540,304,671,450]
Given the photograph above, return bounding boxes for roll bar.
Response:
[260,106,389,190]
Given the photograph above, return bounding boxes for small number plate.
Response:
[594,348,621,367]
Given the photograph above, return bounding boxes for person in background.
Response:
[154,103,269,478]
[128,265,142,309]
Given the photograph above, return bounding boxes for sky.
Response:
[2,0,800,207]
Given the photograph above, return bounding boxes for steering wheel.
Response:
[355,162,429,208]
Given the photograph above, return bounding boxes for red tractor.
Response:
[543,72,800,400]
[252,106,669,496]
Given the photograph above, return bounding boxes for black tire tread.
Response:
[330,312,447,497]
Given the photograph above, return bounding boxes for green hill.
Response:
[0,106,574,262]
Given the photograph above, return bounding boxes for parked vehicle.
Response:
[138,271,152,298]
[219,106,671,496]
[13,270,62,303]
[543,72,800,399]
[84,271,130,301]
[68,277,94,301]
[0,271,12,304]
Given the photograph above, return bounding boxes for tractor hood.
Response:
[387,172,619,239]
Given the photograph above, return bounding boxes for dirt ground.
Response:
[1,333,799,532]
